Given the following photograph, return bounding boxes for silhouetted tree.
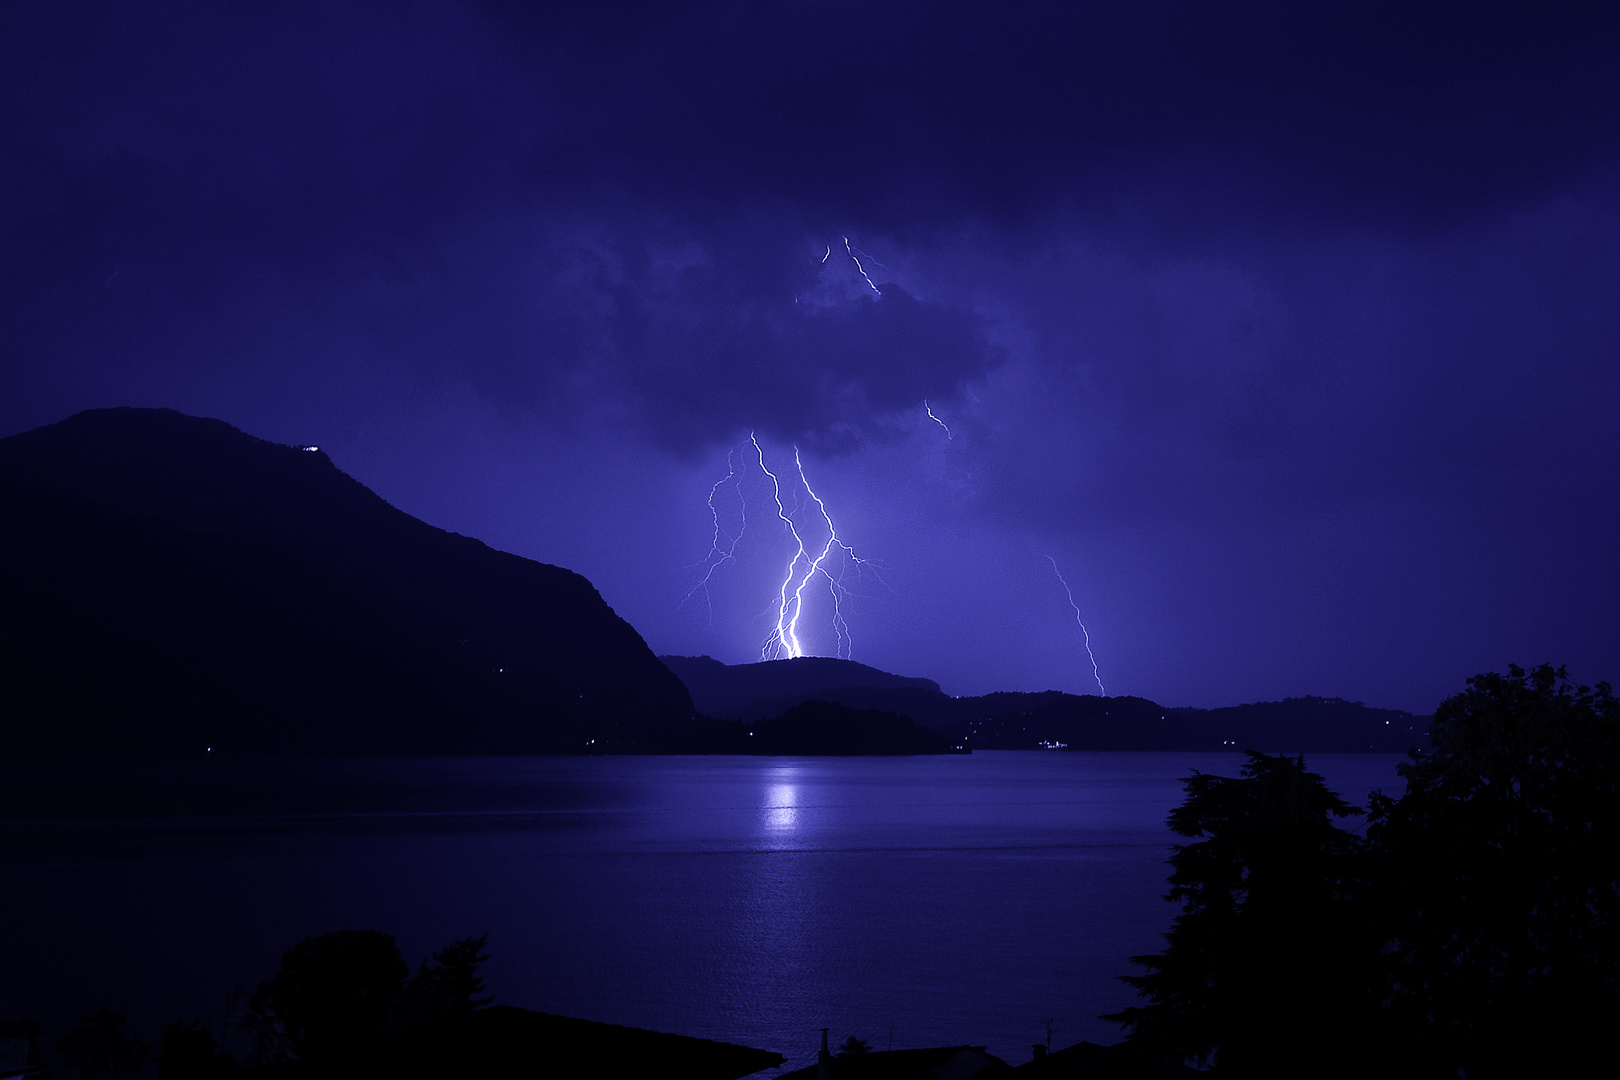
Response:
[1105,752,1368,1076]
[244,930,407,1071]
[1366,664,1620,1078]
[57,1010,151,1080]
[836,1036,872,1057]
[405,934,494,1026]
[155,1020,233,1080]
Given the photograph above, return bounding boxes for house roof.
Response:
[1011,1041,1200,1079]
[778,1045,1015,1080]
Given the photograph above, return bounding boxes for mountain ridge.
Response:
[659,654,943,716]
[2,407,1430,758]
[1,407,693,755]
[659,655,1430,754]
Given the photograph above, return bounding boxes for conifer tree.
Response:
[1106,752,1365,1075]
[406,934,494,1025]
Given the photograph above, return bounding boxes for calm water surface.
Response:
[0,752,1405,1068]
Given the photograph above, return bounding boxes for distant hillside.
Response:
[629,700,961,755]
[935,693,1428,754]
[0,408,693,756]
[1165,697,1430,754]
[661,656,1430,754]
[660,655,945,718]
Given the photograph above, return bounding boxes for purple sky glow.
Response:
[5,2,1618,713]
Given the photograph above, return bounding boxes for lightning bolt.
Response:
[1038,553,1106,695]
[924,400,953,439]
[843,236,883,296]
[683,434,875,661]
[679,445,747,623]
[759,440,874,660]
[753,436,812,659]
[687,237,898,657]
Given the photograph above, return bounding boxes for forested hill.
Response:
[660,654,943,717]
[939,693,1428,754]
[1,408,693,756]
[661,656,1428,753]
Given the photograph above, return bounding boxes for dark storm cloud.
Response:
[0,1,1008,446]
[10,0,1618,250]
[7,1,1617,448]
[498,223,993,449]
[490,0,1620,231]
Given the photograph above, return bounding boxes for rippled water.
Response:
[0,752,1405,1068]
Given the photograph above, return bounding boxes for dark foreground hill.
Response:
[661,656,1429,754]
[0,408,693,756]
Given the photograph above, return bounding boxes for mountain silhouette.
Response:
[660,655,943,717]
[1,408,693,755]
[660,656,1429,753]
[1,408,1429,758]
[630,699,961,755]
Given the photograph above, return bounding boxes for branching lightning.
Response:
[758,439,876,660]
[691,236,1113,697]
[682,434,877,661]
[1039,553,1106,695]
[843,236,883,296]
[680,445,746,622]
[752,436,812,658]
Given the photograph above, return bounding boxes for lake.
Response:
[0,751,1407,1069]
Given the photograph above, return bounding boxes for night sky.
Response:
[5,2,1618,714]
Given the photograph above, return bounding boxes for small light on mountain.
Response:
[300,445,319,452]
